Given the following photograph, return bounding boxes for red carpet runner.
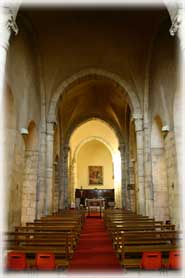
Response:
[68,216,122,273]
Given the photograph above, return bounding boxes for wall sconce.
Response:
[161,125,170,137]
[20,128,29,135]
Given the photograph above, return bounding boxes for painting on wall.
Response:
[88,166,103,185]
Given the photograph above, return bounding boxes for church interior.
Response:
[1,1,184,274]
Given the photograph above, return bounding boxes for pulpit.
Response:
[86,198,105,218]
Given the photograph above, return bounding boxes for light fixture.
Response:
[161,125,169,138]
[20,128,29,135]
[161,125,169,132]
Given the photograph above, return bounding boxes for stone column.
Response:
[44,122,55,215]
[125,146,131,210]
[128,159,137,212]
[70,158,77,205]
[119,143,126,208]
[59,145,69,210]
[21,150,39,224]
[0,6,18,96]
[52,159,60,213]
[134,117,146,215]
[0,6,18,232]
[35,125,47,219]
[143,124,154,218]
[0,6,18,139]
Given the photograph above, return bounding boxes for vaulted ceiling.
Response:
[17,6,171,140]
[58,78,130,140]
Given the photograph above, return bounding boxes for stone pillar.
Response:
[119,143,126,208]
[0,6,18,96]
[21,150,39,224]
[35,126,47,219]
[143,125,154,218]
[0,6,18,139]
[0,6,19,232]
[53,160,60,213]
[164,131,179,225]
[169,8,184,51]
[125,146,131,210]
[44,122,55,215]
[134,117,146,215]
[128,159,137,212]
[59,145,69,209]
[70,158,77,205]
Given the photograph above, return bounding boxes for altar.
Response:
[85,198,105,218]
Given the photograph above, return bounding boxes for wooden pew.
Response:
[42,210,85,224]
[26,220,80,227]
[103,209,181,269]
[40,216,83,223]
[121,244,181,269]
[107,224,176,234]
[4,210,84,269]
[5,230,77,247]
[112,230,181,246]
[4,230,77,269]
[112,230,182,268]
[15,225,80,232]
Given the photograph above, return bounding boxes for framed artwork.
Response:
[88,166,103,185]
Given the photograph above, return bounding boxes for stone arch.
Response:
[48,68,142,123]
[65,116,123,147]
[68,118,122,208]
[73,139,115,205]
[64,117,124,208]
[74,136,114,162]
[46,70,144,213]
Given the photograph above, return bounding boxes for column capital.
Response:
[46,121,56,135]
[118,143,125,152]
[0,6,18,50]
[134,118,143,132]
[72,157,76,164]
[169,8,182,36]
[61,144,70,160]
[132,113,143,120]
[63,144,70,152]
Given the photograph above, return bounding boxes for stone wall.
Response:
[4,18,41,228]
[151,116,169,222]
[21,150,38,224]
[151,147,169,222]
[4,130,25,231]
[164,131,180,227]
[4,85,25,230]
